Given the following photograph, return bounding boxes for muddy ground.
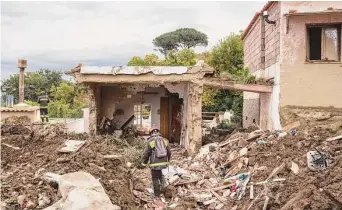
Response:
[1,111,342,210]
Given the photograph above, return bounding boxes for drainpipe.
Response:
[260,14,266,78]
[18,59,27,104]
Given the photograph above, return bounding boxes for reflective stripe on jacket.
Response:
[142,135,171,170]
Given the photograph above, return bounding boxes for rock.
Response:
[238,138,248,147]
[168,175,180,185]
[38,193,51,207]
[164,185,177,199]
[239,147,248,156]
[290,161,299,175]
[11,191,19,197]
[26,200,36,209]
[278,132,287,139]
[43,171,118,210]
[17,194,27,207]
[113,205,121,210]
[126,162,133,168]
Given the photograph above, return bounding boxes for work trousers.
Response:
[151,169,166,197]
[40,108,49,122]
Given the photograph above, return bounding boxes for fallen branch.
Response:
[2,143,20,150]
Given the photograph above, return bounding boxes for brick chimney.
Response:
[18,59,27,104]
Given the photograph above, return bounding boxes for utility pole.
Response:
[18,59,27,104]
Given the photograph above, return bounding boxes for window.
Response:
[133,104,152,129]
[307,25,341,61]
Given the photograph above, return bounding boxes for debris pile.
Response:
[132,125,342,209]
[1,120,145,209]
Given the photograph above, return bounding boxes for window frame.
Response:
[133,103,152,127]
[306,23,341,63]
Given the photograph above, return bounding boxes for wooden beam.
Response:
[203,78,272,93]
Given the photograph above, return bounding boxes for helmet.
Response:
[149,124,160,135]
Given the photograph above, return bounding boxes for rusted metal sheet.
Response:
[80,66,188,75]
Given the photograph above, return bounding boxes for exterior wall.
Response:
[243,92,260,128]
[244,16,262,74]
[280,2,342,108]
[265,2,281,69]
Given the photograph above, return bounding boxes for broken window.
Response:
[307,25,341,61]
[133,104,152,130]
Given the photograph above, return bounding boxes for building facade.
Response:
[242,1,342,129]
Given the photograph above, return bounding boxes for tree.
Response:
[152,28,208,57]
[175,28,208,49]
[1,69,63,102]
[152,32,180,57]
[210,33,244,76]
[127,56,145,66]
[49,81,87,118]
[143,54,159,66]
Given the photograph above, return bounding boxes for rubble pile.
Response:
[1,121,145,209]
[133,125,342,209]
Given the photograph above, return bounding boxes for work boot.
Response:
[46,118,49,123]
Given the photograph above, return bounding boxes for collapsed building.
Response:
[66,61,273,154]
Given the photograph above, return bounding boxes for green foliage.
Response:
[24,100,39,106]
[231,94,243,125]
[48,82,87,118]
[152,32,180,57]
[174,28,208,49]
[210,33,244,76]
[143,54,159,65]
[127,56,145,66]
[1,69,63,102]
[152,28,208,57]
[217,121,236,131]
[128,49,197,67]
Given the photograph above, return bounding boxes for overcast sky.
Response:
[1,1,266,79]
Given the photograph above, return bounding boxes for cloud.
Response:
[1,1,266,79]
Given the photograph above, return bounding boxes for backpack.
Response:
[154,137,167,158]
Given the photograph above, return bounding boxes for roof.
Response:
[65,59,215,76]
[80,66,189,75]
[241,1,275,40]
[284,9,342,16]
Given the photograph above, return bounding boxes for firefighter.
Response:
[141,125,171,203]
[37,91,50,122]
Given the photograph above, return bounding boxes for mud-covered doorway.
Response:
[169,93,183,143]
[160,93,183,143]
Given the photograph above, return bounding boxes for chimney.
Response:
[18,59,27,104]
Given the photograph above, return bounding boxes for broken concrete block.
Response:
[290,161,299,175]
[238,138,248,147]
[17,194,27,207]
[239,147,248,156]
[203,198,217,205]
[58,140,86,153]
[192,192,212,202]
[168,175,180,185]
[247,130,263,140]
[43,171,118,210]
[38,193,51,207]
[215,203,224,210]
[222,189,231,198]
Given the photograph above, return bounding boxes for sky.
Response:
[1,1,266,79]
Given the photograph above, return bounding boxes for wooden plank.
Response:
[160,97,169,139]
[210,190,227,205]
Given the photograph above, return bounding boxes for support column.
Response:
[88,84,99,135]
[186,82,203,155]
[18,59,27,104]
[259,93,271,130]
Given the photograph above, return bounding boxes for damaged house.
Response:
[66,61,273,154]
[242,1,342,129]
